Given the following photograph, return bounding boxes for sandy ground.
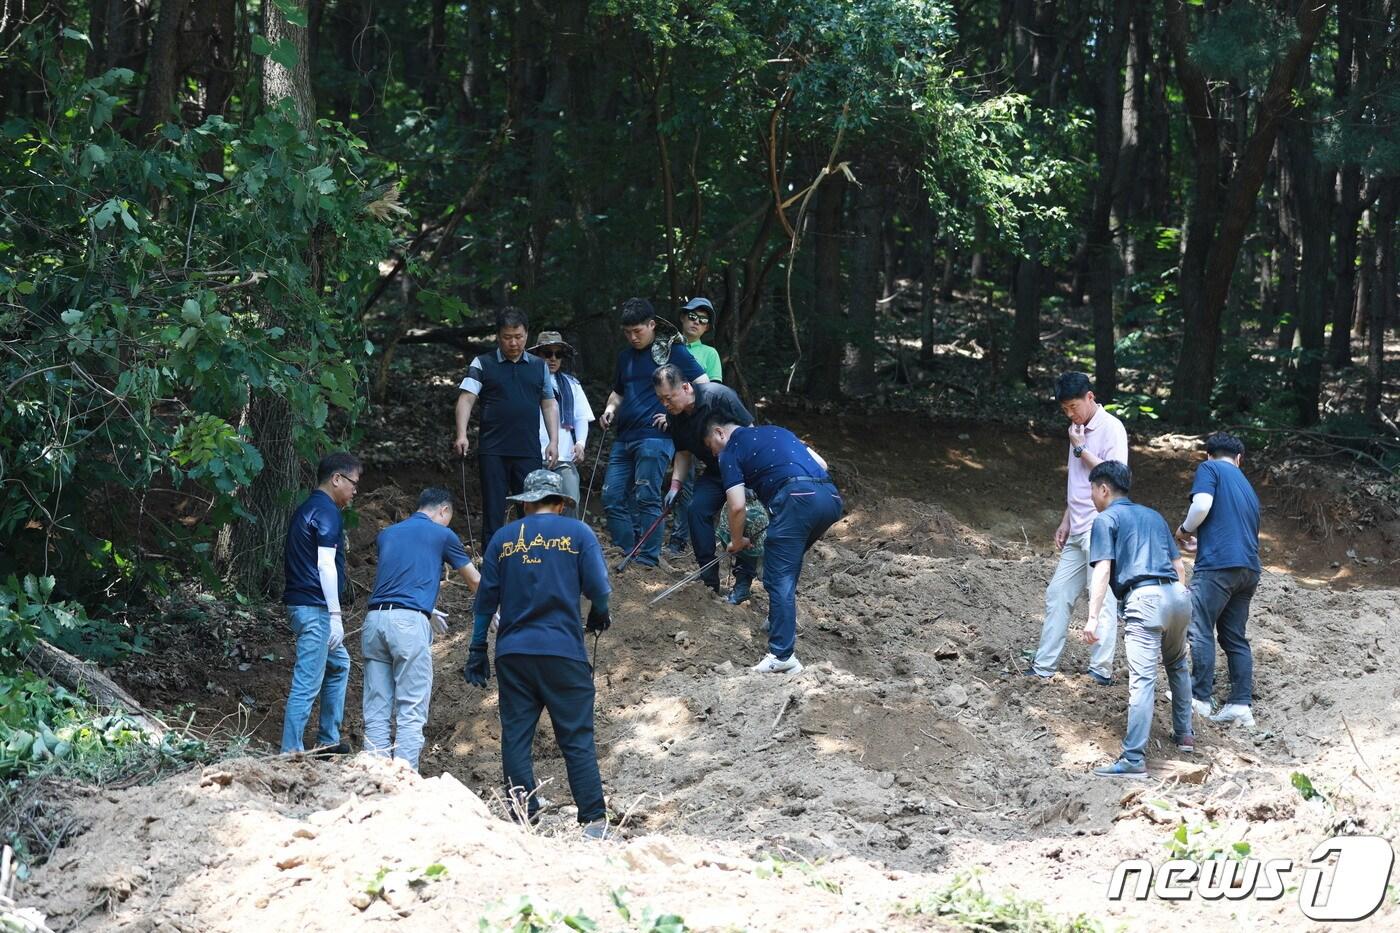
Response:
[18,350,1400,931]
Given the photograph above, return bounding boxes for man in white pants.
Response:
[532,331,594,517]
[362,486,480,770]
[1026,372,1128,685]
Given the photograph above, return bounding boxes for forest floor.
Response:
[18,343,1400,932]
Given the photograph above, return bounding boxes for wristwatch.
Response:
[1072,444,1085,458]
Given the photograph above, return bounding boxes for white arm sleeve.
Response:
[1181,493,1214,533]
[573,382,593,447]
[316,546,342,615]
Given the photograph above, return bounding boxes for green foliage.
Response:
[909,873,1103,932]
[0,671,205,781]
[1165,820,1252,863]
[0,33,390,654]
[1291,771,1324,802]
[1191,2,1300,88]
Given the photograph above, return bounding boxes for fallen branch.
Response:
[23,640,169,736]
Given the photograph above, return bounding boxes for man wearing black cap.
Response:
[598,298,708,569]
[652,363,757,602]
[464,469,614,839]
[531,331,595,518]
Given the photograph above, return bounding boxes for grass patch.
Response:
[908,873,1104,932]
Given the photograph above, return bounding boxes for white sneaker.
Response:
[751,653,803,674]
[1192,698,1213,719]
[1210,703,1255,727]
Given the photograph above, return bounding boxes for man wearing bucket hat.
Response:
[530,331,595,518]
[704,419,844,674]
[464,469,614,839]
[664,297,724,559]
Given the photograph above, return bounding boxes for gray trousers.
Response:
[1120,582,1193,765]
[552,461,581,518]
[1032,531,1119,678]
[361,608,434,770]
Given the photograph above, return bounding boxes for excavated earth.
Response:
[18,354,1400,931]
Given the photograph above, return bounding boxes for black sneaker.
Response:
[726,579,752,605]
[1085,671,1115,686]
[1175,734,1196,753]
[312,742,352,758]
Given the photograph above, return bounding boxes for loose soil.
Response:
[20,347,1400,931]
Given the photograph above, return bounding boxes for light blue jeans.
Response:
[1032,531,1119,678]
[280,605,350,753]
[1120,582,1193,765]
[361,608,435,770]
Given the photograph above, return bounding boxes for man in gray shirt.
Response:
[1080,460,1193,778]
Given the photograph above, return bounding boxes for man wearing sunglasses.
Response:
[665,297,724,559]
[281,451,361,754]
[530,331,595,517]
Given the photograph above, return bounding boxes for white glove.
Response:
[431,609,449,637]
[490,610,500,635]
[328,612,345,650]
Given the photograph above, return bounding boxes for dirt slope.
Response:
[23,487,1400,931]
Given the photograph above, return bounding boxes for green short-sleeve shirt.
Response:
[686,340,722,382]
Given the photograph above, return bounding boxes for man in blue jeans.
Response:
[598,298,708,569]
[362,487,480,770]
[706,420,844,674]
[1079,460,1193,778]
[281,451,361,755]
[1175,432,1262,728]
[463,470,614,840]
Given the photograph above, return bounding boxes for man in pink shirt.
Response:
[1026,373,1129,684]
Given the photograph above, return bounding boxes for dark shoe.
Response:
[312,742,352,758]
[1022,669,1051,680]
[726,579,752,605]
[1175,734,1195,753]
[581,818,611,840]
[664,540,688,558]
[1093,759,1147,778]
[1085,671,1115,686]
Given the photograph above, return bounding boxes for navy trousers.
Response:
[688,469,757,589]
[479,453,542,546]
[496,652,605,824]
[762,479,843,660]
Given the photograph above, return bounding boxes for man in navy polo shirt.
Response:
[706,420,844,674]
[454,307,560,546]
[1174,432,1262,728]
[1079,460,1193,778]
[652,363,757,602]
[361,487,481,770]
[281,451,361,755]
[598,298,708,568]
[464,470,614,839]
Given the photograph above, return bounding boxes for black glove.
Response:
[585,605,611,634]
[464,644,491,687]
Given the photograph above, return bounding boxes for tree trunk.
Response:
[219,0,316,594]
[847,180,882,398]
[804,171,847,399]
[1086,0,1133,402]
[1005,246,1041,387]
[1166,0,1332,425]
[262,0,315,129]
[1281,118,1333,426]
[423,0,447,108]
[134,0,191,139]
[1366,182,1397,422]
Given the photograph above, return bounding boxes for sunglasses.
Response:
[538,349,568,360]
[685,312,711,325]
